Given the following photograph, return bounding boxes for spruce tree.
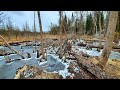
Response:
[86,13,94,35]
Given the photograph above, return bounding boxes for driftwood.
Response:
[14,65,28,79]
[0,35,25,59]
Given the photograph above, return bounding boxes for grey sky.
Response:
[2,11,106,32]
[2,11,74,32]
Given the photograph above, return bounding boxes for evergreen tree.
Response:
[86,13,94,35]
[63,14,68,33]
[49,23,59,35]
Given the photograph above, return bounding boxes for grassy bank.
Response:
[89,58,120,78]
[0,34,67,45]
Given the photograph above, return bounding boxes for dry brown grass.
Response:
[105,60,120,78]
[89,58,120,78]
[0,34,67,45]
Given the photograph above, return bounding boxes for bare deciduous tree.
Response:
[79,11,84,35]
[0,12,6,24]
[34,11,37,52]
[37,11,45,59]
[99,11,118,68]
[98,11,102,52]
[6,17,14,41]
[59,11,63,59]
[92,11,98,35]
[104,11,110,37]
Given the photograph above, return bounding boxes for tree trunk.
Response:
[104,11,110,37]
[98,11,102,52]
[59,11,63,59]
[92,17,96,35]
[37,11,45,59]
[16,34,17,41]
[34,11,37,52]
[92,11,97,36]
[80,11,83,35]
[99,11,118,68]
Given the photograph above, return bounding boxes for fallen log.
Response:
[0,35,25,59]
[83,39,105,42]
[77,44,120,50]
[73,50,118,79]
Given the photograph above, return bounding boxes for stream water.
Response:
[78,47,120,60]
[0,45,120,79]
[0,46,65,79]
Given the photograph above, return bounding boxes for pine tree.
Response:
[63,14,68,34]
[86,13,94,35]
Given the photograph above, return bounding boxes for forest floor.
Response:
[89,58,120,78]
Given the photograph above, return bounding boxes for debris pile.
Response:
[14,65,62,79]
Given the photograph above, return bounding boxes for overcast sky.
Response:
[2,11,74,32]
[1,11,107,32]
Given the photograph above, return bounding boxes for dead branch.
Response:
[0,35,25,59]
